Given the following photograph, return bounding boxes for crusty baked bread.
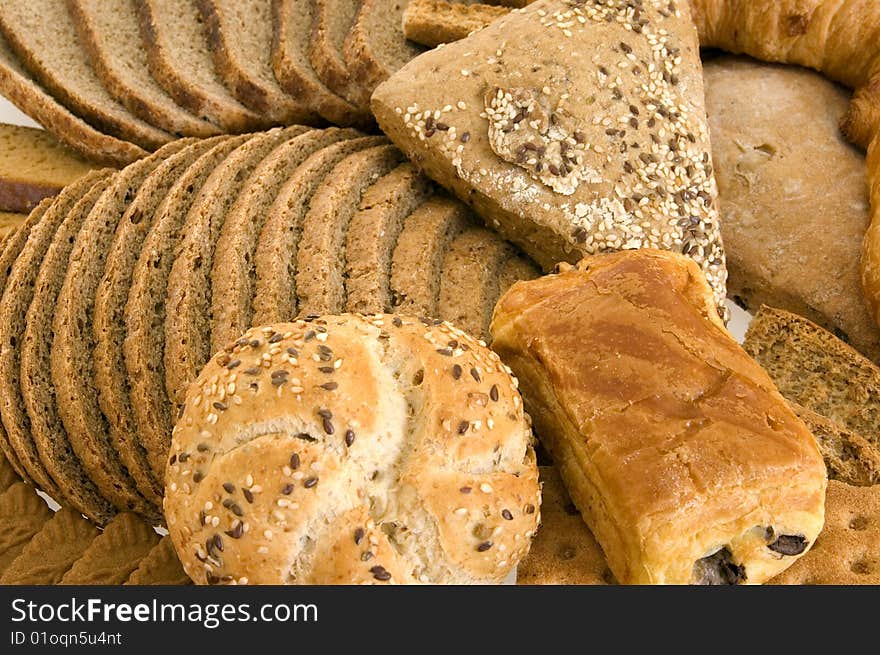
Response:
[491,250,827,584]
[861,128,880,332]
[308,0,361,107]
[0,31,145,166]
[373,0,728,312]
[165,315,540,584]
[703,57,880,363]
[402,0,508,48]
[0,123,97,213]
[60,512,159,584]
[517,466,613,585]
[0,482,53,576]
[744,306,880,454]
[125,536,190,585]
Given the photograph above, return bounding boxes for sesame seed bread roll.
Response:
[490,249,827,585]
[165,315,540,585]
[372,0,728,313]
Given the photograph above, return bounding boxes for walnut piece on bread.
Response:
[165,314,540,585]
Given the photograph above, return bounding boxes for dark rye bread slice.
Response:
[0,32,145,166]
[210,130,362,348]
[69,0,220,139]
[271,0,364,127]
[60,512,159,584]
[390,196,470,317]
[438,226,513,339]
[252,134,384,326]
[0,197,53,482]
[0,172,112,504]
[0,0,172,150]
[163,129,310,411]
[342,0,424,108]
[136,0,268,132]
[94,137,234,509]
[135,128,306,481]
[20,175,118,524]
[791,402,880,487]
[744,306,880,452]
[0,506,100,584]
[210,128,355,351]
[0,482,52,576]
[125,536,190,585]
[344,163,432,314]
[53,140,209,520]
[196,0,314,124]
[309,0,362,106]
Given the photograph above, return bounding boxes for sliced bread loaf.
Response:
[252,134,383,325]
[20,174,118,524]
[496,251,540,299]
[69,0,220,138]
[308,0,361,106]
[438,226,513,339]
[0,0,172,150]
[0,171,112,507]
[344,163,432,314]
[270,0,364,126]
[0,212,24,239]
[0,506,99,584]
[0,31,145,166]
[343,0,424,108]
[96,136,247,500]
[744,306,880,452]
[136,0,268,132]
[164,129,303,411]
[0,483,53,576]
[196,0,313,124]
[0,123,98,213]
[295,143,402,315]
[53,140,205,520]
[60,512,158,584]
[209,128,354,351]
[390,196,470,317]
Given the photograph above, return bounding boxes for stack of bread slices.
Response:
[0,0,423,166]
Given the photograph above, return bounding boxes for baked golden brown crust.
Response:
[491,249,827,584]
[165,315,540,585]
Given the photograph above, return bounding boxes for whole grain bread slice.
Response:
[0,0,172,150]
[210,128,354,351]
[0,213,24,239]
[496,251,540,300]
[438,226,513,339]
[308,0,362,106]
[0,482,53,576]
[390,196,470,318]
[401,0,507,48]
[0,172,113,506]
[97,136,247,503]
[791,402,880,487]
[296,143,402,315]
[93,138,229,509]
[344,163,432,314]
[0,197,54,482]
[0,31,145,166]
[253,134,383,326]
[0,506,100,584]
[135,0,268,132]
[20,175,118,524]
[69,0,220,139]
[53,140,205,522]
[164,129,305,412]
[60,512,159,584]
[270,0,365,126]
[743,306,880,452]
[343,0,425,108]
[133,127,306,482]
[125,536,190,585]
[196,0,314,124]
[0,123,98,213]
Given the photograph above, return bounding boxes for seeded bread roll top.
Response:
[166,314,540,585]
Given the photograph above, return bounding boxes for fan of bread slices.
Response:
[1,0,880,585]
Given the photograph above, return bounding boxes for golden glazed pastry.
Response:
[491,249,827,584]
[165,315,540,585]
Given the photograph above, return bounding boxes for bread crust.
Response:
[165,315,540,585]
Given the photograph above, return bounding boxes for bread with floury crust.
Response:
[165,315,540,585]
[490,249,827,585]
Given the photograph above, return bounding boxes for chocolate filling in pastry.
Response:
[693,547,746,585]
